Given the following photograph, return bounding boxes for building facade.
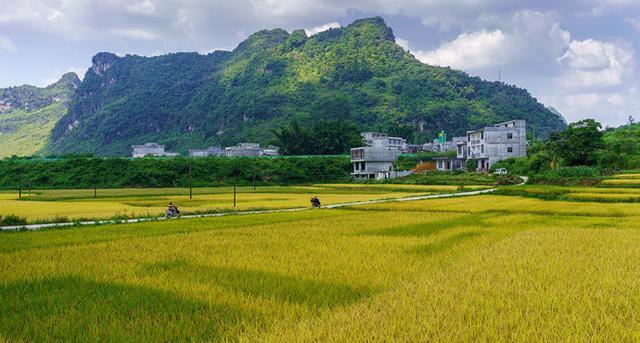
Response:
[223,143,280,157]
[131,143,179,158]
[351,132,412,180]
[225,143,262,157]
[188,146,225,157]
[436,120,527,171]
[361,132,406,151]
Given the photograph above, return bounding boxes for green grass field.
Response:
[1,180,640,340]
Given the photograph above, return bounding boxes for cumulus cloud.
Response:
[557,39,635,88]
[304,22,341,36]
[0,36,17,52]
[414,30,509,70]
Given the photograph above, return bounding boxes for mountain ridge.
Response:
[0,74,79,157]
[7,17,567,156]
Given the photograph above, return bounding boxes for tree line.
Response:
[0,156,352,189]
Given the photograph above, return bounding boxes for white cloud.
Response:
[625,16,640,30]
[0,36,17,52]
[304,21,341,36]
[557,39,635,88]
[107,28,159,40]
[414,30,509,70]
[395,37,409,50]
[542,90,640,125]
[125,0,157,16]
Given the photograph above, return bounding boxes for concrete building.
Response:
[361,132,406,152]
[401,144,425,154]
[224,143,280,157]
[350,145,403,180]
[434,157,465,171]
[225,143,262,157]
[188,146,224,157]
[261,146,280,156]
[351,132,412,180]
[131,143,179,158]
[436,120,527,171]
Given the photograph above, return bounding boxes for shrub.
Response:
[0,214,28,226]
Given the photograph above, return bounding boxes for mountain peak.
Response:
[345,16,395,41]
[49,72,81,89]
[91,52,119,76]
[234,28,290,55]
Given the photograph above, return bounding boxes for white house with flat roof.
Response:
[188,146,224,157]
[351,132,411,180]
[436,120,527,171]
[132,143,179,158]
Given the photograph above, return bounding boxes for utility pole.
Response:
[18,168,23,199]
[252,161,257,191]
[233,179,237,209]
[93,158,98,198]
[189,160,193,199]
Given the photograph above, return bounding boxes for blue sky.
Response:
[1,0,640,127]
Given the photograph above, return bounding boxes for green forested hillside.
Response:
[45,17,566,156]
[0,73,79,157]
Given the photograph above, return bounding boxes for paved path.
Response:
[0,187,500,232]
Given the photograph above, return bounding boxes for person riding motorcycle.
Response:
[310,196,321,208]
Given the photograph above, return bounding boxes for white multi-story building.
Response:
[361,132,406,151]
[131,143,179,158]
[351,132,411,180]
[436,120,527,171]
[225,143,262,157]
[224,143,280,157]
[188,146,224,157]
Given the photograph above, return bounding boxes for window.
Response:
[481,132,484,140]
[507,133,513,139]
[481,145,484,153]
[507,147,513,153]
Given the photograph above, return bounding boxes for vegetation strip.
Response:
[0,188,496,232]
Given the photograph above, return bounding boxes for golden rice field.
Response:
[612,173,640,179]
[0,184,476,223]
[2,182,640,340]
[602,178,640,185]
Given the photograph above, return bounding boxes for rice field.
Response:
[2,180,640,340]
[498,183,640,202]
[0,184,476,223]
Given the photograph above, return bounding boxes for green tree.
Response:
[270,121,311,155]
[548,119,604,166]
[271,119,362,155]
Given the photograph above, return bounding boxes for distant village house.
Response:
[131,143,179,158]
[351,132,411,180]
[224,143,280,157]
[435,120,527,171]
[188,146,224,157]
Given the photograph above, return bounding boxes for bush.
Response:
[0,214,28,226]
[0,156,352,189]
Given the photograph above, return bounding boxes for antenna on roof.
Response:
[498,69,502,82]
